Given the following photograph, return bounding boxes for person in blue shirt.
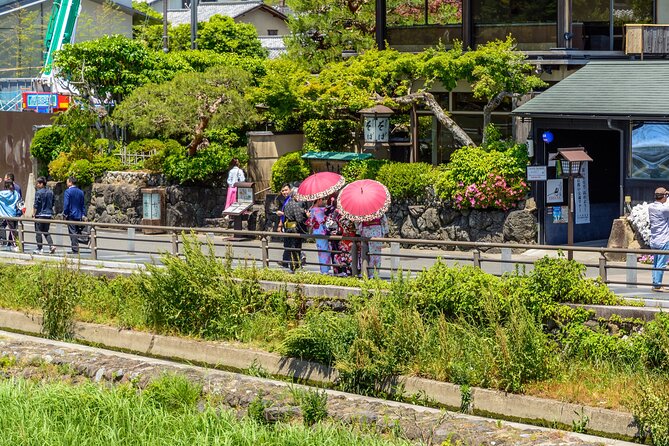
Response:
[63,176,86,254]
[0,180,19,251]
[1,173,21,248]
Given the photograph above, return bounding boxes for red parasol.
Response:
[295,172,346,201]
[336,179,391,222]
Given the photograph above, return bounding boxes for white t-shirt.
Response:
[649,200,669,248]
[227,166,245,187]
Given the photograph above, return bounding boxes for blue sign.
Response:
[542,131,554,144]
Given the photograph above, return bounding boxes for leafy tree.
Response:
[113,66,254,155]
[165,50,266,79]
[131,0,162,20]
[458,36,545,139]
[137,15,267,58]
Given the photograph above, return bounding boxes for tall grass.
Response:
[0,378,409,446]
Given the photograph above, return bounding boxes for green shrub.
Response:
[48,152,72,181]
[67,159,95,186]
[127,138,165,154]
[302,119,356,152]
[375,162,434,200]
[30,126,67,165]
[143,373,201,412]
[644,313,669,371]
[247,394,270,424]
[559,322,646,365]
[281,311,357,365]
[633,381,669,446]
[271,151,310,192]
[91,154,124,178]
[291,387,328,426]
[340,159,390,182]
[527,255,585,303]
[434,141,528,209]
[412,262,504,319]
[162,142,248,185]
[35,261,81,340]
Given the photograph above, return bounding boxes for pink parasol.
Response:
[295,172,346,202]
[336,179,391,222]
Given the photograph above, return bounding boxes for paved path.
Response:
[0,330,638,446]
[8,222,669,302]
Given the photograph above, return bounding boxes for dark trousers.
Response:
[35,218,54,250]
[282,226,305,270]
[67,219,84,252]
[0,220,17,246]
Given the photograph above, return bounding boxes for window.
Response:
[630,122,669,179]
[267,29,278,36]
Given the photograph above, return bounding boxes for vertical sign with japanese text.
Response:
[574,164,590,224]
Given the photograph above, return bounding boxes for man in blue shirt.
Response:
[649,186,669,291]
[63,176,86,254]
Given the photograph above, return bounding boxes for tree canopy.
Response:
[136,15,267,58]
[113,66,254,155]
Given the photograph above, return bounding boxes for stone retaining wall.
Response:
[52,172,538,245]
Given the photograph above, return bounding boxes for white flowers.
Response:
[628,202,650,245]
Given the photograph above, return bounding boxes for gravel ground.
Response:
[0,330,636,446]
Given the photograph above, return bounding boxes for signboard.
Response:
[142,192,161,219]
[526,166,547,181]
[223,184,255,216]
[550,206,569,224]
[546,179,563,203]
[574,163,590,224]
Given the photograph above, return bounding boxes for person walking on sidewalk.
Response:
[33,177,56,254]
[649,186,669,291]
[63,176,86,254]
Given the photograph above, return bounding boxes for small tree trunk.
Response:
[186,94,228,156]
[391,91,476,148]
[482,91,514,145]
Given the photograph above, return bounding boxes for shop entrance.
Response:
[540,128,621,245]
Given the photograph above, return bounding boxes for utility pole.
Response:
[162,0,168,53]
[190,0,198,50]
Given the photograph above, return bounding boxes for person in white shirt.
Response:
[649,186,669,291]
[225,158,246,209]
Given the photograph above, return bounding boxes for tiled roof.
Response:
[514,61,669,118]
[259,35,286,59]
[164,1,289,25]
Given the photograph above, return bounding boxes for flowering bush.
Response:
[628,202,651,245]
[638,254,654,264]
[452,172,528,210]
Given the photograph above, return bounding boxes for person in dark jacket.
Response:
[63,176,86,254]
[280,187,308,271]
[33,176,56,254]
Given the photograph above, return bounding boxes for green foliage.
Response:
[340,159,390,183]
[54,35,187,105]
[644,313,669,371]
[559,322,646,365]
[113,66,253,153]
[247,394,270,424]
[127,138,165,154]
[633,380,669,446]
[162,143,247,185]
[270,152,310,192]
[91,154,123,177]
[140,236,262,338]
[291,387,328,426]
[131,0,161,19]
[302,119,356,152]
[375,162,434,200]
[52,104,100,148]
[281,311,357,365]
[30,126,67,166]
[35,261,80,340]
[67,159,94,186]
[137,16,267,59]
[143,373,202,412]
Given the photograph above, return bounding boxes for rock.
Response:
[503,210,537,244]
[417,208,440,232]
[408,205,425,218]
[400,217,419,239]
[263,406,301,423]
[606,218,635,262]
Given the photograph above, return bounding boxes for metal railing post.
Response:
[90,228,97,260]
[501,247,512,274]
[261,236,269,268]
[171,231,179,255]
[598,254,607,282]
[17,220,24,253]
[626,253,637,288]
[351,239,359,277]
[127,227,135,254]
[360,238,369,278]
[472,249,481,269]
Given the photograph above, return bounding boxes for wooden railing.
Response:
[625,24,669,58]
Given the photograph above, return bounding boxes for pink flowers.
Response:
[451,172,529,211]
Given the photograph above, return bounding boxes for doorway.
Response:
[540,128,621,245]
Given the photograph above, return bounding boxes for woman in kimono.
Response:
[356,214,389,277]
[307,197,331,274]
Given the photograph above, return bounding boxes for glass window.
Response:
[387,0,462,26]
[472,0,557,50]
[572,0,610,50]
[630,122,669,179]
[614,0,653,23]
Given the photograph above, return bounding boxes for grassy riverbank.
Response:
[0,237,668,442]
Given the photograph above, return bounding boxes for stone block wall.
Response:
[52,172,538,245]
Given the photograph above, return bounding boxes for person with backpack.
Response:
[33,176,56,254]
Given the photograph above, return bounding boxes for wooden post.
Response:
[568,174,574,260]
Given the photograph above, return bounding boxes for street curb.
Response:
[0,307,637,439]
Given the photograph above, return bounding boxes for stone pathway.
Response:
[0,330,636,446]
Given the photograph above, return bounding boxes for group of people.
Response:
[0,174,88,254]
[271,184,389,277]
